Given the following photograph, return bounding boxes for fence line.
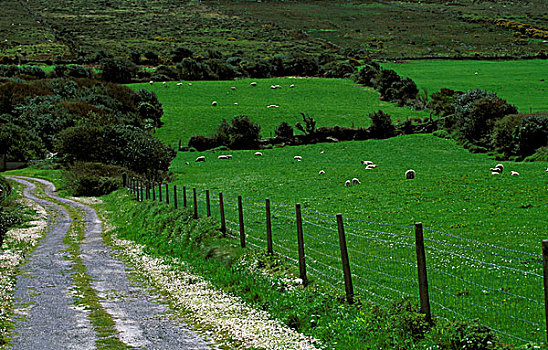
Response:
[124,177,546,345]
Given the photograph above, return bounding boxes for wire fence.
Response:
[125,176,546,345]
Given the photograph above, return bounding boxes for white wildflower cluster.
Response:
[108,234,319,350]
[0,198,47,341]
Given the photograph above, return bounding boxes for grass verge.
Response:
[99,188,514,349]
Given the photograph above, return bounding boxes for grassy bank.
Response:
[100,189,509,349]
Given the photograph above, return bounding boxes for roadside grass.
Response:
[168,134,547,344]
[129,78,420,147]
[100,189,509,349]
[382,59,548,113]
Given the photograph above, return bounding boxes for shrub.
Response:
[274,121,294,140]
[0,81,53,114]
[0,121,44,161]
[136,89,164,127]
[62,162,123,196]
[368,110,395,139]
[188,135,219,152]
[389,298,431,340]
[171,47,193,63]
[354,63,380,86]
[228,115,261,149]
[428,88,463,118]
[100,57,137,83]
[513,114,548,157]
[452,89,517,148]
[321,61,355,78]
[295,113,317,136]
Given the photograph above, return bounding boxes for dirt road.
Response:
[7,176,213,349]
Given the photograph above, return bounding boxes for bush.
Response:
[513,114,548,157]
[321,61,355,78]
[295,113,317,136]
[452,89,518,148]
[62,162,123,196]
[0,122,44,161]
[100,57,137,83]
[428,88,463,118]
[188,135,219,152]
[274,121,294,140]
[354,63,380,86]
[228,115,261,149]
[368,110,395,139]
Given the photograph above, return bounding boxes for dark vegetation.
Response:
[0,177,23,248]
[0,66,175,195]
[104,190,509,349]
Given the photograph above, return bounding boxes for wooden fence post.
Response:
[122,173,127,187]
[238,195,245,248]
[193,188,198,219]
[296,203,307,285]
[415,222,432,324]
[266,198,273,254]
[542,240,548,343]
[173,185,178,209]
[183,186,187,208]
[336,214,354,304]
[139,180,144,202]
[152,183,156,201]
[165,184,170,204]
[206,190,211,217]
[158,183,162,202]
[145,181,149,200]
[219,192,226,233]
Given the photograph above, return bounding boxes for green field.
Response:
[135,72,548,344]
[165,134,546,344]
[130,78,420,147]
[382,59,548,113]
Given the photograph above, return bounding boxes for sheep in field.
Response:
[290,84,295,88]
[352,178,361,185]
[318,170,325,175]
[361,160,373,166]
[490,167,501,173]
[491,171,500,175]
[226,155,233,159]
[405,169,415,179]
[254,152,262,157]
[250,82,257,86]
[218,155,229,160]
[510,171,520,176]
[294,156,303,161]
[176,82,183,86]
[211,101,217,106]
[185,161,190,165]
[195,156,205,162]
[345,180,351,187]
[231,86,236,90]
[495,164,504,172]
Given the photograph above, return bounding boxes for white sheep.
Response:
[254,152,262,157]
[176,82,183,86]
[149,80,154,84]
[162,81,166,86]
[290,84,295,88]
[345,180,351,187]
[188,83,193,86]
[352,178,361,185]
[294,156,302,161]
[211,101,217,106]
[218,155,229,160]
[267,104,279,108]
[510,171,520,176]
[185,161,189,165]
[361,160,373,165]
[234,102,239,105]
[320,150,324,154]
[226,155,233,159]
[195,156,205,162]
[318,170,325,175]
[231,87,236,90]
[490,167,501,173]
[491,171,500,175]
[495,164,504,171]
[405,169,415,179]
[250,82,257,86]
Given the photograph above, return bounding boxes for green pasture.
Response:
[129,78,420,147]
[164,134,547,344]
[382,59,548,113]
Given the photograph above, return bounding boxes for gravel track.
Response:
[8,176,213,349]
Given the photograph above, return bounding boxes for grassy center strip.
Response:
[27,179,131,350]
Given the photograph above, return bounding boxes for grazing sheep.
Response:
[405,169,415,179]
[294,156,302,161]
[267,104,279,108]
[149,80,154,84]
[510,171,520,176]
[231,86,236,90]
[290,84,295,88]
[226,155,233,159]
[474,72,478,75]
[361,160,373,165]
[489,167,501,173]
[162,81,166,85]
[211,101,217,106]
[254,152,262,157]
[195,156,205,162]
[318,170,325,175]
[218,155,229,160]
[188,83,193,86]
[320,150,325,154]
[495,164,504,171]
[234,102,239,105]
[176,82,183,86]
[345,180,351,187]
[352,178,361,185]
[365,164,378,170]
[185,161,189,165]
[250,82,257,86]
[491,171,500,175]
